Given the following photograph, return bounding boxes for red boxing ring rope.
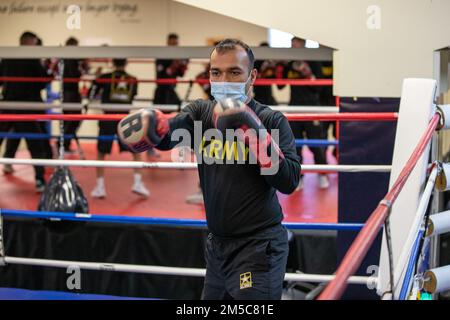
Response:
[0,113,398,122]
[0,76,333,86]
[317,113,441,300]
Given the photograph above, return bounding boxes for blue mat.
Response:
[0,288,153,300]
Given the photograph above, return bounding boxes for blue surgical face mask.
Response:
[210,74,252,103]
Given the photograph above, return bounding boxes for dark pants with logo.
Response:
[201,224,288,300]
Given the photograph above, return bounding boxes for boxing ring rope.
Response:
[317,113,441,300]
[0,133,338,148]
[398,230,426,300]
[0,208,369,285]
[0,208,365,231]
[392,164,439,299]
[1,256,370,285]
[0,112,398,122]
[0,76,333,87]
[0,158,391,173]
[0,102,339,113]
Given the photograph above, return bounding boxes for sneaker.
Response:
[35,179,46,193]
[3,164,14,175]
[318,174,330,189]
[185,191,204,204]
[91,183,106,198]
[295,178,304,191]
[132,181,150,197]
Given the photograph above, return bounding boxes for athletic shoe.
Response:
[132,181,150,197]
[91,183,106,198]
[318,174,330,189]
[185,191,204,204]
[3,164,14,175]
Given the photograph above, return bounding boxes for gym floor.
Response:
[0,143,337,223]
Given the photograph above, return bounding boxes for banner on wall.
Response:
[0,1,141,23]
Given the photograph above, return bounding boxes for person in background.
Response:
[56,37,89,154]
[0,31,51,192]
[3,36,54,165]
[253,42,278,106]
[153,33,189,106]
[89,58,149,198]
[319,60,337,160]
[150,33,188,158]
[279,36,329,190]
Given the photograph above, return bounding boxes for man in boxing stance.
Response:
[117,39,300,299]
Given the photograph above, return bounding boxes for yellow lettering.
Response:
[237,141,249,161]
[223,140,236,161]
[209,140,222,159]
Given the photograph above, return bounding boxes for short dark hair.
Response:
[212,38,255,71]
[168,33,179,40]
[20,31,37,44]
[65,37,79,46]
[113,59,127,67]
[291,36,304,43]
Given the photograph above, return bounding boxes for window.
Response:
[268,29,319,48]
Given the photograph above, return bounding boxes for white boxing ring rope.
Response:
[387,164,439,299]
[0,101,339,113]
[0,102,84,111]
[2,256,371,285]
[0,158,391,173]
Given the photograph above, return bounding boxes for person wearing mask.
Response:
[118,39,301,299]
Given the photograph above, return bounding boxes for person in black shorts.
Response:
[89,58,149,198]
[118,39,301,299]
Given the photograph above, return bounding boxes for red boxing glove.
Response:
[117,109,169,152]
[212,98,284,169]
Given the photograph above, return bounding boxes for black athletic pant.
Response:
[288,101,328,169]
[0,121,46,181]
[57,92,82,150]
[4,121,52,159]
[202,224,288,300]
[289,120,328,166]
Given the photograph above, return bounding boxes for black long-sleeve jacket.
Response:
[157,98,301,236]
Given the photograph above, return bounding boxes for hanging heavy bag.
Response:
[38,166,89,233]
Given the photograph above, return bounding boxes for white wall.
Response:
[0,0,271,101]
[175,0,450,98]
